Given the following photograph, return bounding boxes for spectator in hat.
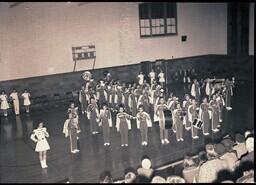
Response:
[137,157,154,179]
[124,172,136,183]
[240,137,254,164]
[220,139,239,171]
[244,130,252,139]
[166,175,186,183]
[232,133,247,159]
[182,154,199,183]
[198,143,228,183]
[151,176,166,183]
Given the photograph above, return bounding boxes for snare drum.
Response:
[192,118,203,129]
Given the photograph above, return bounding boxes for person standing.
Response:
[136,105,152,146]
[79,86,88,114]
[128,88,138,117]
[224,78,234,110]
[137,72,144,86]
[63,113,81,153]
[116,105,134,147]
[9,89,20,115]
[188,99,199,139]
[191,79,201,103]
[98,103,112,146]
[30,122,50,168]
[148,69,156,85]
[209,94,220,132]
[96,80,107,106]
[216,91,225,123]
[158,69,165,88]
[0,90,10,117]
[21,89,31,113]
[182,94,192,130]
[137,89,151,114]
[199,97,210,135]
[87,97,100,135]
[155,97,170,144]
[173,103,184,141]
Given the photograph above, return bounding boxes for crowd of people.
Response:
[99,130,254,183]
[0,89,31,117]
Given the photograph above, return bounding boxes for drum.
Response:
[164,109,173,129]
[192,118,203,129]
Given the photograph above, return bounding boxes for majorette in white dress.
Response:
[0,94,10,110]
[30,127,50,152]
[21,92,31,106]
[158,72,165,83]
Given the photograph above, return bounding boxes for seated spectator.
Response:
[197,151,208,166]
[198,143,228,183]
[220,139,238,171]
[124,172,136,183]
[244,130,252,139]
[99,170,113,183]
[151,176,166,183]
[232,133,247,159]
[135,175,150,183]
[236,170,254,183]
[182,154,199,183]
[166,175,186,183]
[137,157,154,179]
[240,136,254,164]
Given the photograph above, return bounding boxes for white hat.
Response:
[124,172,136,183]
[245,131,251,138]
[245,137,254,152]
[151,176,166,183]
[141,158,151,169]
[166,175,186,183]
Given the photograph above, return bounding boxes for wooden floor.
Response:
[0,81,253,183]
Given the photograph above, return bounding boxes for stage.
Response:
[0,81,253,183]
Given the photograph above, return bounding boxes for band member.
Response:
[87,97,100,135]
[148,69,156,85]
[137,89,151,114]
[96,80,107,105]
[191,79,201,103]
[224,78,234,110]
[199,97,210,135]
[158,69,165,88]
[173,103,184,141]
[122,87,130,113]
[67,102,78,117]
[183,70,191,93]
[188,98,199,139]
[79,86,88,114]
[205,78,213,100]
[136,105,152,146]
[182,94,192,130]
[116,84,124,108]
[137,72,144,86]
[21,89,31,113]
[216,91,225,123]
[167,95,178,133]
[9,89,20,115]
[0,90,10,117]
[128,88,138,117]
[116,105,134,147]
[63,113,81,153]
[98,103,112,146]
[30,122,50,168]
[155,97,170,144]
[209,94,220,132]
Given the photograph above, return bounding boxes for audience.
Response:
[110,130,255,183]
[137,156,154,179]
[182,154,199,183]
[220,138,238,171]
[232,133,247,159]
[197,143,228,182]
[99,171,113,183]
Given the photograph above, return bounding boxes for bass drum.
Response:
[164,109,173,129]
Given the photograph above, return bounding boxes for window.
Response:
[139,2,177,37]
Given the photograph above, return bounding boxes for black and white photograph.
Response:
[0,1,254,183]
